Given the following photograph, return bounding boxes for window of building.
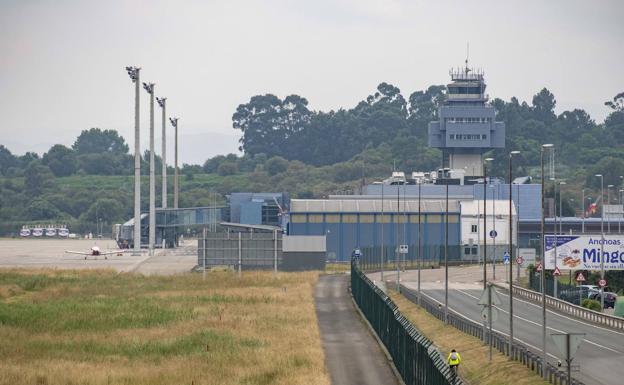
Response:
[471,224,477,233]
[342,214,357,223]
[450,134,455,140]
[290,214,307,223]
[472,247,478,255]
[482,134,487,140]
[325,214,340,223]
[308,214,324,223]
[464,247,471,255]
[359,214,375,223]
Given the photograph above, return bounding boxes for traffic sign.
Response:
[481,307,498,322]
[478,285,502,306]
[598,279,607,288]
[503,252,510,265]
[536,262,542,272]
[353,248,362,258]
[516,256,524,265]
[553,267,561,276]
[576,272,586,282]
[399,244,408,254]
[552,333,585,361]
[489,230,498,238]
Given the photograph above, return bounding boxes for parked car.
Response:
[589,292,618,309]
[560,287,592,304]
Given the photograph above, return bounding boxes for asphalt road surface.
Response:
[402,283,624,385]
[315,274,400,385]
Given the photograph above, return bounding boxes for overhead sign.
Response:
[553,266,561,276]
[576,272,586,282]
[598,279,607,288]
[545,235,624,270]
[490,230,498,239]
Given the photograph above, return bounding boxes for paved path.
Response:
[315,274,399,385]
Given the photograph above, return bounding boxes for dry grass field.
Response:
[0,269,330,385]
[389,290,549,385]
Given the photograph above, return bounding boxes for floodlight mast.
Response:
[126,66,141,256]
[157,97,167,209]
[169,117,179,209]
[143,82,156,256]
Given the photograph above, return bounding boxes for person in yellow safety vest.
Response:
[447,349,461,376]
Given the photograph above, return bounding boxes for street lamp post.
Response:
[620,189,624,234]
[596,174,605,310]
[381,182,384,281]
[582,188,585,234]
[508,151,520,358]
[125,66,141,255]
[492,184,497,280]
[541,143,553,378]
[554,181,566,298]
[444,167,450,324]
[169,117,179,209]
[483,158,494,290]
[143,82,156,257]
[156,97,167,209]
[417,179,422,306]
[608,184,614,234]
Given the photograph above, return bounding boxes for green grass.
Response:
[0,269,329,385]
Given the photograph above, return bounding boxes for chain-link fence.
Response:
[351,261,461,385]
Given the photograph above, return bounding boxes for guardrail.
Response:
[399,286,586,385]
[495,283,624,331]
[351,261,461,385]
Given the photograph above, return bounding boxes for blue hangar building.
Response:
[288,199,461,263]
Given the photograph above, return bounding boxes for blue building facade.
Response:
[288,199,461,262]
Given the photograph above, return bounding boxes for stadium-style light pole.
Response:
[156,97,167,209]
[169,117,179,209]
[596,174,605,310]
[125,66,141,255]
[483,157,494,289]
[143,81,156,256]
[508,150,520,358]
[541,143,554,378]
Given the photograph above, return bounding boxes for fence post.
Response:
[202,227,207,280]
[238,232,242,279]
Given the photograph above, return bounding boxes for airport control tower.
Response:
[427,63,505,177]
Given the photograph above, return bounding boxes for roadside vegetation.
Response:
[0,269,329,385]
[388,290,550,385]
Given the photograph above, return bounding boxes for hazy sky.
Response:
[1,0,622,164]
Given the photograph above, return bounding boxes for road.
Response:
[315,274,400,385]
[369,267,623,385]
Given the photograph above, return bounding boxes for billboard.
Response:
[544,235,624,270]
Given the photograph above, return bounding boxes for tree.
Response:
[232,94,312,157]
[265,156,289,176]
[24,161,55,196]
[25,198,61,220]
[0,145,17,176]
[72,128,129,155]
[531,88,556,123]
[81,198,125,223]
[42,144,77,177]
[217,162,238,176]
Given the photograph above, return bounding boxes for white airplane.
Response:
[65,245,127,260]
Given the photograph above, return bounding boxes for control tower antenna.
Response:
[465,42,471,75]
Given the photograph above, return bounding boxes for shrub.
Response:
[581,298,601,311]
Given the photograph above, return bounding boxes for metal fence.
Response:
[399,286,586,385]
[351,261,461,385]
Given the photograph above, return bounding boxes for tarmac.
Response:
[0,238,197,274]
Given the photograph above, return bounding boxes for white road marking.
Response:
[454,288,624,355]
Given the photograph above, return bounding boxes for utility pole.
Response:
[508,150,520,358]
[417,180,422,306]
[156,97,167,208]
[444,169,449,323]
[396,184,400,292]
[125,66,141,256]
[381,182,384,281]
[596,174,605,310]
[483,158,493,289]
[170,117,179,209]
[541,143,553,378]
[143,82,156,256]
